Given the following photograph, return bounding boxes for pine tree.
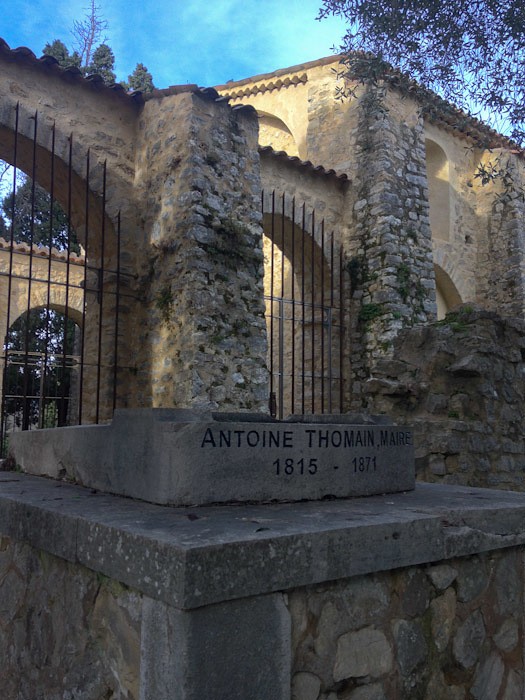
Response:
[42,40,81,70]
[2,178,79,252]
[126,63,155,93]
[86,43,116,84]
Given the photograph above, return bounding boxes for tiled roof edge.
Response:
[0,38,144,105]
[259,146,350,183]
[214,55,340,92]
[0,237,85,265]
[218,52,523,154]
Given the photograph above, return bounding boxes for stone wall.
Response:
[4,533,522,700]
[133,92,269,412]
[291,548,523,700]
[365,305,525,490]
[2,474,525,699]
[0,535,141,700]
[346,85,437,407]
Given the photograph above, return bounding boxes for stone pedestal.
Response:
[10,408,415,506]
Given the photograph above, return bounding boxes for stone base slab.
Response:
[9,409,415,506]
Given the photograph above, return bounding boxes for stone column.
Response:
[346,84,437,407]
[140,594,291,700]
[476,152,525,318]
[134,91,269,412]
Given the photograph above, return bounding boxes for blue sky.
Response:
[0,0,348,88]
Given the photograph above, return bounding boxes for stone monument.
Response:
[9,409,414,506]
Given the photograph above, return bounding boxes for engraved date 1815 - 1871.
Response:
[273,456,377,476]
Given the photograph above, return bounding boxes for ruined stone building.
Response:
[2,42,525,700]
[1,44,525,486]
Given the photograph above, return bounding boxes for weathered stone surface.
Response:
[502,669,523,700]
[456,557,489,602]
[425,672,466,700]
[141,594,290,700]
[494,618,519,653]
[400,569,431,617]
[347,684,387,700]
[453,610,486,669]
[365,307,525,493]
[334,627,392,681]
[0,473,523,699]
[0,535,141,700]
[292,672,322,700]
[12,410,415,506]
[431,588,456,652]
[471,652,504,700]
[427,563,457,590]
[393,619,428,675]
[495,553,521,615]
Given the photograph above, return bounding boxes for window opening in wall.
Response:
[425,139,451,241]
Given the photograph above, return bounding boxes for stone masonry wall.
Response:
[290,548,524,700]
[347,85,437,408]
[5,538,521,700]
[478,157,525,318]
[365,305,525,490]
[0,534,141,700]
[132,92,269,412]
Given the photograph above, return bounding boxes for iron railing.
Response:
[0,104,131,454]
[262,190,347,418]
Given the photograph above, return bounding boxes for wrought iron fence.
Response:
[0,104,129,455]
[262,190,347,418]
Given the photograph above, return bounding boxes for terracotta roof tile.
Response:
[259,146,349,182]
[0,237,84,265]
[218,54,524,154]
[0,38,143,103]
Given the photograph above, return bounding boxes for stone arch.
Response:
[426,139,451,241]
[434,264,462,319]
[257,111,298,156]
[0,118,116,262]
[0,248,85,332]
[0,50,140,264]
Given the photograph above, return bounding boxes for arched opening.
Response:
[1,306,81,434]
[261,194,346,417]
[257,112,298,156]
[426,139,451,241]
[435,264,462,319]
[0,108,127,451]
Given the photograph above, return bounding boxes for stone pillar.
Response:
[140,594,291,700]
[134,91,269,412]
[347,84,437,406]
[477,152,525,318]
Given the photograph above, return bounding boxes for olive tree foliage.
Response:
[318,0,525,146]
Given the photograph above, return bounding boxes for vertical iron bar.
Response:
[301,203,306,414]
[95,161,108,424]
[269,191,275,415]
[112,212,122,412]
[78,150,90,424]
[60,135,74,425]
[278,298,284,419]
[21,111,39,430]
[320,220,325,414]
[290,197,296,416]
[279,193,285,419]
[311,210,315,414]
[328,235,335,413]
[0,103,20,453]
[339,244,345,412]
[40,122,57,428]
